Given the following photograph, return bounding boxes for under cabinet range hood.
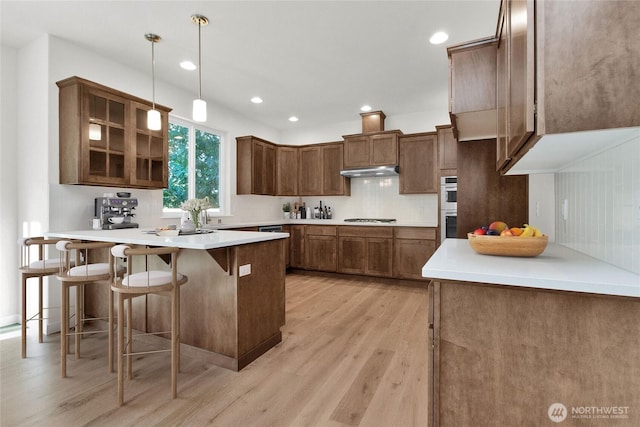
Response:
[339,165,399,178]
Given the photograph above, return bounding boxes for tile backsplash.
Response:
[555,134,640,274]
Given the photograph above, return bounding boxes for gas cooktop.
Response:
[344,218,397,223]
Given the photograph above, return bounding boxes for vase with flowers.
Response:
[181,197,211,230]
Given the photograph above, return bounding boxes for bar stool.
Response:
[110,244,188,406]
[18,236,74,358]
[56,240,124,378]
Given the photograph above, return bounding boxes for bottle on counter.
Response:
[327,207,332,219]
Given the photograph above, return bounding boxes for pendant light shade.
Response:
[191,14,208,122]
[145,33,162,131]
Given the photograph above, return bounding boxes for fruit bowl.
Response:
[467,233,549,257]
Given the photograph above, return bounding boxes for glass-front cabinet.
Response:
[57,76,170,189]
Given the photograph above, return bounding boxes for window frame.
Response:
[162,115,228,218]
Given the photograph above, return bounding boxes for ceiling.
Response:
[1,1,500,131]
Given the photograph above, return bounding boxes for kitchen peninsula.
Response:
[46,228,289,371]
[422,240,640,425]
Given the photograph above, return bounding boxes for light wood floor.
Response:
[1,273,429,426]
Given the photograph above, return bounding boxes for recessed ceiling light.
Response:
[251,96,263,104]
[288,116,299,122]
[180,61,197,71]
[361,105,372,112]
[429,31,449,45]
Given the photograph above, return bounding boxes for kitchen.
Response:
[2,0,640,425]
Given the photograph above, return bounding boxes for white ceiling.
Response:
[1,0,500,130]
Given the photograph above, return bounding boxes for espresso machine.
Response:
[94,197,139,229]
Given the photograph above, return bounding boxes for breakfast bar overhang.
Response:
[46,228,289,371]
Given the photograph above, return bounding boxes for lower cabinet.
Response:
[304,226,337,272]
[393,227,436,281]
[289,225,305,268]
[289,225,436,281]
[338,226,393,277]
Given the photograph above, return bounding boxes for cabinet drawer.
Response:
[394,227,436,240]
[305,225,337,236]
[339,226,393,239]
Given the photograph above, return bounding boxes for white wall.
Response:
[555,134,640,274]
[1,45,20,326]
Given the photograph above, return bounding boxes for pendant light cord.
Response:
[198,19,202,100]
[151,39,156,109]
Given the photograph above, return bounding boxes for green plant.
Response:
[282,202,291,212]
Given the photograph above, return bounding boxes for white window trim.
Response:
[162,114,229,218]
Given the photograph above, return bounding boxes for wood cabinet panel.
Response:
[393,227,436,281]
[447,39,498,142]
[399,132,438,194]
[236,136,276,195]
[343,132,399,169]
[437,125,457,175]
[343,135,370,168]
[276,146,298,196]
[507,0,535,158]
[457,139,528,237]
[496,1,510,170]
[298,146,322,196]
[289,225,305,268]
[321,143,350,196]
[337,226,393,277]
[305,235,337,272]
[57,76,170,189]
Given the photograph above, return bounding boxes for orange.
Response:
[509,227,524,236]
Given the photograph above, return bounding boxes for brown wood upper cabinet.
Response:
[343,131,401,169]
[236,136,276,195]
[298,142,350,197]
[453,0,640,173]
[276,146,298,196]
[436,125,457,176]
[57,76,171,189]
[399,132,438,194]
[447,38,497,142]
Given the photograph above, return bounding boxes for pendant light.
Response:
[145,33,162,131]
[89,123,101,140]
[191,14,208,122]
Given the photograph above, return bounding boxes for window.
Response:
[163,118,222,214]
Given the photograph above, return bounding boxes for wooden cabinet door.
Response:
[81,87,129,186]
[322,143,349,196]
[298,146,322,196]
[437,125,457,174]
[370,133,398,165]
[130,101,168,188]
[305,235,337,272]
[365,238,393,277]
[252,141,266,194]
[394,227,436,281]
[343,135,370,168]
[338,236,366,274]
[507,0,535,158]
[496,0,510,171]
[289,225,305,268]
[276,146,298,196]
[263,142,276,195]
[399,133,438,194]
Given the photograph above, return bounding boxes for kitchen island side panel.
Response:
[431,280,640,426]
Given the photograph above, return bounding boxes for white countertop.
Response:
[203,219,437,229]
[422,239,640,298]
[45,228,289,250]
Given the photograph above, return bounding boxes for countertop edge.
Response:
[422,239,640,298]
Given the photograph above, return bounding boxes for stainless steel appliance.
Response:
[94,197,139,229]
[440,176,457,242]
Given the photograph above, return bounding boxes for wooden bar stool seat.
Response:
[18,236,75,358]
[56,240,124,378]
[110,244,188,406]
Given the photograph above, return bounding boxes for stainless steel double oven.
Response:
[440,176,457,242]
